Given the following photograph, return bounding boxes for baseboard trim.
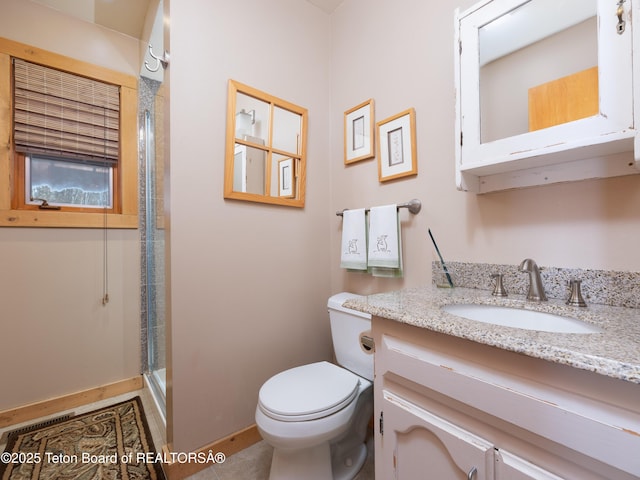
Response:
[162,424,262,480]
[0,376,143,428]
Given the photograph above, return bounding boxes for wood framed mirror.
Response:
[224,79,307,207]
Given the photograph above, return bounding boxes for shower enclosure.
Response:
[140,76,166,421]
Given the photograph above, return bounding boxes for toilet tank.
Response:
[328,293,373,381]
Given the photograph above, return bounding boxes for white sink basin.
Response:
[442,304,602,334]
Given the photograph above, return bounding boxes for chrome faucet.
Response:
[518,258,547,301]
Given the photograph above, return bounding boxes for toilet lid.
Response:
[259,361,360,422]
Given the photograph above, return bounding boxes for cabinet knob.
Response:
[467,466,477,480]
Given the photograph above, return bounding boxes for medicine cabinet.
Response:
[224,79,308,207]
[454,0,639,193]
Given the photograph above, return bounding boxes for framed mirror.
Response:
[224,80,307,207]
[455,0,637,193]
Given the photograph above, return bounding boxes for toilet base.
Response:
[267,441,367,480]
[269,442,332,480]
[332,442,367,480]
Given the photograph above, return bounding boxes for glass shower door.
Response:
[140,0,169,428]
[141,80,166,420]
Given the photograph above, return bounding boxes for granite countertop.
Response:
[344,286,640,385]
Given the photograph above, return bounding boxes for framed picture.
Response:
[278,157,295,197]
[376,108,417,182]
[344,99,375,164]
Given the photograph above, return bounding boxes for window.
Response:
[13,58,119,213]
[25,155,114,210]
[0,37,138,228]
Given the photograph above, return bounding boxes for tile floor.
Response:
[1,387,375,480]
[187,437,375,480]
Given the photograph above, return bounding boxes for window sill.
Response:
[0,209,138,228]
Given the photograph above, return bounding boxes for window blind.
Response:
[13,58,120,165]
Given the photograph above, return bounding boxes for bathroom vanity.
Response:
[345,287,640,480]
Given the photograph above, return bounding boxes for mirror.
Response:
[478,0,597,143]
[224,80,307,207]
[456,0,635,193]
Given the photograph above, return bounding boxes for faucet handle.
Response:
[567,279,587,307]
[491,273,508,297]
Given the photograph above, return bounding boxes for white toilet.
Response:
[255,292,374,480]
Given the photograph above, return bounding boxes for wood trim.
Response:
[0,376,143,428]
[0,53,11,212]
[0,37,136,89]
[120,85,139,216]
[162,424,262,480]
[0,210,138,228]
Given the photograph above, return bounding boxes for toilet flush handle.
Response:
[360,334,374,352]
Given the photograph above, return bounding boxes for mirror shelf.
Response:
[455,0,640,194]
[224,79,307,207]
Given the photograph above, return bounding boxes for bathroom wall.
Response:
[0,0,141,74]
[329,0,640,298]
[4,0,639,459]
[0,0,142,411]
[168,0,333,452]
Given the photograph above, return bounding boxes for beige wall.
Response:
[0,0,141,75]
[168,0,333,452]
[329,0,640,298]
[0,229,141,410]
[0,0,142,411]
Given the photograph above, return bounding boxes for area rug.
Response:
[0,397,165,480]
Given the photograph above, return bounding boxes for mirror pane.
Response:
[235,92,270,144]
[273,153,295,198]
[234,143,266,195]
[479,0,597,143]
[272,107,302,154]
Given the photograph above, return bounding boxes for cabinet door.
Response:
[379,390,494,480]
[495,449,564,480]
[454,0,637,193]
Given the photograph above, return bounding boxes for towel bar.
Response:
[336,198,421,216]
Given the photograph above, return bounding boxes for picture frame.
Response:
[344,99,375,164]
[376,108,417,182]
[278,157,295,197]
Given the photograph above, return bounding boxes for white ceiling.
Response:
[31,0,344,40]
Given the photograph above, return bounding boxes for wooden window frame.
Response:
[0,37,138,228]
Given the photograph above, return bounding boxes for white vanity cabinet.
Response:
[372,316,640,479]
[380,391,565,480]
[454,0,640,193]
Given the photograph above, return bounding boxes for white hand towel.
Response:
[367,204,400,269]
[340,208,368,270]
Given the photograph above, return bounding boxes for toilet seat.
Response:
[259,361,360,422]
